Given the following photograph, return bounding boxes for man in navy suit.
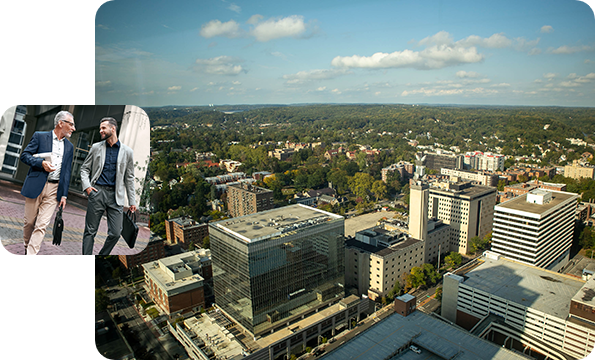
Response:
[20,110,75,255]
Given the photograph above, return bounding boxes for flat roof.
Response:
[460,257,584,319]
[429,183,496,200]
[572,276,595,307]
[496,190,577,216]
[320,311,529,360]
[142,252,205,294]
[211,204,343,243]
[183,313,245,360]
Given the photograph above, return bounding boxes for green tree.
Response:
[497,180,506,192]
[445,252,463,269]
[112,267,122,279]
[348,172,374,200]
[96,289,110,312]
[371,180,388,201]
[406,266,426,289]
[422,263,440,286]
[202,235,210,249]
[435,287,443,302]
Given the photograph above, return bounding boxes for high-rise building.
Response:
[142,250,212,315]
[345,224,424,300]
[420,151,464,171]
[227,183,274,218]
[441,168,499,187]
[464,151,504,171]
[491,189,577,271]
[427,182,497,254]
[442,252,595,360]
[165,216,209,249]
[209,204,345,337]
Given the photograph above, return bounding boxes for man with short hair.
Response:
[81,117,136,255]
[20,110,75,255]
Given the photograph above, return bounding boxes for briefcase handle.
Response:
[126,209,136,223]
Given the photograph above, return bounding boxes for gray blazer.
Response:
[80,140,136,207]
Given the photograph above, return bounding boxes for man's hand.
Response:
[42,161,56,173]
[85,187,98,196]
[129,205,137,213]
[59,197,67,210]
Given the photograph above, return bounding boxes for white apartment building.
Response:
[442,253,595,360]
[491,189,577,272]
[440,168,499,187]
[464,151,505,171]
[427,182,497,254]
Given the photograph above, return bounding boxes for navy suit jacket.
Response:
[20,131,74,200]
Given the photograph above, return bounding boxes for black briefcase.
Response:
[52,206,64,246]
[121,209,138,249]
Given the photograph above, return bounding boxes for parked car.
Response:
[410,345,422,354]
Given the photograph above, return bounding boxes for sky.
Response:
[96,0,595,107]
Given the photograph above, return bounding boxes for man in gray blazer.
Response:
[80,117,137,255]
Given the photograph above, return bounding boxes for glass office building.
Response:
[209,204,345,337]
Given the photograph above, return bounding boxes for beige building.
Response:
[345,225,424,301]
[564,160,595,180]
[226,183,274,218]
[408,181,451,263]
[427,182,497,254]
[441,168,499,187]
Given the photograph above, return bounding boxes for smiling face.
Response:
[57,116,76,139]
[99,121,115,141]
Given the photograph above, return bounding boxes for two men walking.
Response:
[20,114,136,255]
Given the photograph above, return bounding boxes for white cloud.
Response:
[190,87,199,92]
[331,89,342,94]
[168,86,181,91]
[456,33,512,48]
[96,24,110,30]
[247,14,263,25]
[456,71,480,78]
[232,81,241,85]
[250,15,307,42]
[549,45,594,54]
[541,25,554,33]
[513,37,540,51]
[228,3,241,13]
[543,73,557,79]
[586,59,593,64]
[283,68,351,83]
[316,86,326,91]
[490,83,510,87]
[200,19,242,38]
[331,46,483,70]
[401,86,498,97]
[528,48,542,56]
[194,56,244,75]
[96,80,112,87]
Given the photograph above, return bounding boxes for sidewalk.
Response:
[0,180,150,255]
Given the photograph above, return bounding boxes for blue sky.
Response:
[96,0,595,107]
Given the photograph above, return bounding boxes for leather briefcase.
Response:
[122,209,138,249]
[52,206,64,246]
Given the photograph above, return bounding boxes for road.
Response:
[108,286,185,360]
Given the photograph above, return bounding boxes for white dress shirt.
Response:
[47,130,64,181]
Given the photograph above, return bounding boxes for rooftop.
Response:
[181,312,245,360]
[429,182,496,200]
[458,256,584,320]
[496,190,577,217]
[142,251,207,295]
[211,204,343,243]
[320,311,529,360]
[571,276,595,308]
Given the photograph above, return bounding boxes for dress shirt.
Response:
[47,130,64,181]
[96,140,120,187]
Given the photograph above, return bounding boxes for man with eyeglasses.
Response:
[20,110,75,255]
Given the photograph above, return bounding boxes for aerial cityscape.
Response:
[89,1,595,360]
[4,0,595,360]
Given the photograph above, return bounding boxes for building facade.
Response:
[421,151,464,171]
[142,250,212,315]
[427,182,497,254]
[442,253,595,360]
[119,236,166,269]
[491,189,577,271]
[441,168,499,187]
[165,217,209,249]
[564,161,595,180]
[345,225,424,300]
[227,183,274,218]
[209,205,345,337]
[464,151,505,171]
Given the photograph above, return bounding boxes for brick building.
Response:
[142,250,212,315]
[227,183,274,218]
[165,217,209,249]
[119,236,166,269]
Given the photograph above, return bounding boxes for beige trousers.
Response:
[23,181,59,255]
